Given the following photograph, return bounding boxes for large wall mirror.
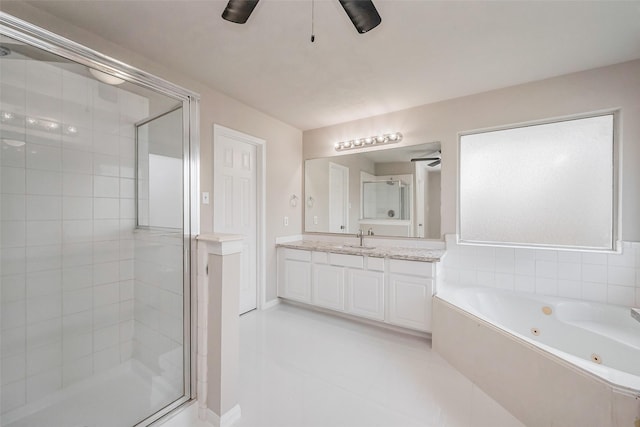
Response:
[305,142,442,238]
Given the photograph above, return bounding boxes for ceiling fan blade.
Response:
[410,157,440,162]
[222,0,260,24]
[428,159,441,167]
[338,0,382,34]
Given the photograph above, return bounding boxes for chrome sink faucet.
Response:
[356,229,364,247]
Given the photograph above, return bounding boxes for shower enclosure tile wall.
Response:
[0,58,148,415]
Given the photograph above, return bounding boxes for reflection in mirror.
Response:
[305,142,441,238]
[136,106,184,228]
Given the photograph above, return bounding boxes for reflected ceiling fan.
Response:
[221,0,382,34]
[410,151,441,167]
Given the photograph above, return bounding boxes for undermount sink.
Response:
[342,244,376,250]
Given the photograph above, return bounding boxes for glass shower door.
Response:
[0,17,194,427]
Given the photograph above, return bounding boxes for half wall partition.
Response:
[0,13,199,427]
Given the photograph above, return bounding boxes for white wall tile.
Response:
[93,241,120,263]
[476,271,495,287]
[26,342,62,376]
[93,176,119,198]
[636,288,640,306]
[1,300,26,330]
[514,275,536,293]
[62,196,93,220]
[514,258,535,276]
[26,144,62,172]
[63,243,93,267]
[1,327,26,358]
[119,260,134,281]
[63,311,92,336]
[608,242,635,268]
[94,198,119,219]
[26,319,61,351]
[26,169,62,195]
[2,274,26,302]
[93,261,119,285]
[93,153,119,177]
[494,273,514,290]
[581,252,607,265]
[535,260,557,279]
[119,199,135,219]
[557,251,581,263]
[535,278,558,296]
[1,354,26,386]
[582,264,607,284]
[558,263,581,281]
[607,285,634,306]
[62,173,92,196]
[26,196,62,220]
[1,140,26,168]
[93,324,119,352]
[2,221,25,247]
[62,354,92,387]
[557,280,582,299]
[119,178,135,199]
[26,294,62,325]
[2,248,26,276]
[94,283,119,307]
[94,304,120,329]
[63,220,93,243]
[26,220,61,247]
[26,270,62,298]
[582,282,607,303]
[93,220,119,241]
[93,345,120,373]
[26,369,61,403]
[1,379,26,413]
[2,194,26,220]
[535,250,557,261]
[607,266,635,286]
[119,157,135,179]
[2,166,26,194]
[63,266,93,291]
[62,288,92,315]
[26,245,61,272]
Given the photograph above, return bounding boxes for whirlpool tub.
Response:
[433,286,640,427]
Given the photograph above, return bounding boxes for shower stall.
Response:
[0,13,199,427]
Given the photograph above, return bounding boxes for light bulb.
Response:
[364,137,373,144]
[2,112,14,120]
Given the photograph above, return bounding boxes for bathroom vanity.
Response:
[276,241,444,333]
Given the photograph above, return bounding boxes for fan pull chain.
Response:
[311,0,315,42]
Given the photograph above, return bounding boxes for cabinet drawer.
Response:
[312,251,328,264]
[366,256,385,271]
[329,253,363,269]
[283,248,311,262]
[389,259,434,277]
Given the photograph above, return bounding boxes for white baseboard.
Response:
[206,404,242,427]
[261,298,280,310]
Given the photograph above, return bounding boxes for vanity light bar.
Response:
[1,110,79,135]
[334,132,403,151]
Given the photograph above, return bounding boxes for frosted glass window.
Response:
[459,114,616,250]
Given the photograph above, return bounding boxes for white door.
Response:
[213,126,262,315]
[329,162,349,233]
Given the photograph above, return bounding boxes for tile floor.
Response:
[228,303,524,427]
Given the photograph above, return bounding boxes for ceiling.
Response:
[15,0,640,130]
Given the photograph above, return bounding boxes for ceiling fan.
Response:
[221,0,382,34]
[410,151,441,167]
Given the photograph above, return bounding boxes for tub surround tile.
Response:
[443,235,639,306]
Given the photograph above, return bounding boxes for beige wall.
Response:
[2,2,303,302]
[304,59,640,242]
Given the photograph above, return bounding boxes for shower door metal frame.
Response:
[0,12,200,427]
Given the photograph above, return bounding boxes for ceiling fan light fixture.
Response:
[338,0,382,34]
[222,0,260,24]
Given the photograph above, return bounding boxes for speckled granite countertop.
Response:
[276,240,444,262]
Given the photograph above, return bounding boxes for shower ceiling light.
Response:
[334,132,403,152]
[89,68,125,85]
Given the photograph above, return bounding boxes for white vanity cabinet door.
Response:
[388,273,433,332]
[312,264,345,311]
[278,249,312,303]
[346,269,385,321]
